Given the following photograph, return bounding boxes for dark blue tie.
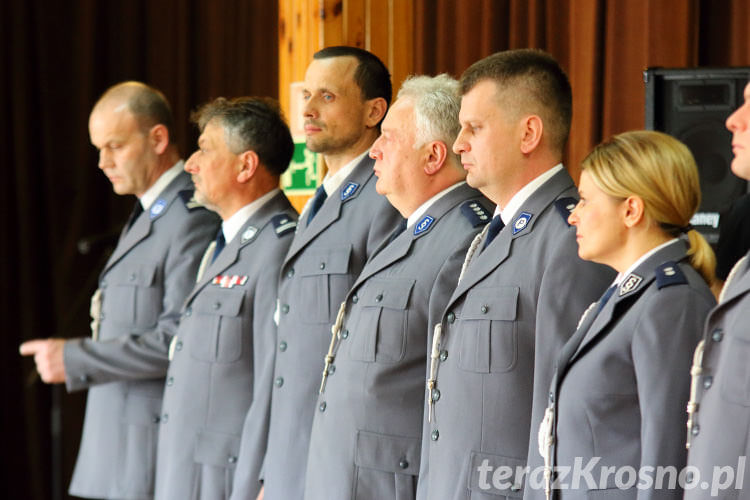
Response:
[483,215,505,249]
[211,229,226,263]
[307,185,328,225]
[127,201,144,230]
[595,284,617,315]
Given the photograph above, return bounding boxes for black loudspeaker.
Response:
[644,67,750,244]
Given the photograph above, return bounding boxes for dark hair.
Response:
[313,46,392,107]
[191,97,294,177]
[460,49,572,153]
[97,81,176,144]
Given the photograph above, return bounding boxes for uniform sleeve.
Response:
[230,258,285,500]
[63,207,219,391]
[633,286,715,500]
[524,226,615,498]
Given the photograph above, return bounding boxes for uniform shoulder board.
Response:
[554,197,578,225]
[655,261,688,289]
[178,189,206,211]
[271,213,297,237]
[460,200,492,227]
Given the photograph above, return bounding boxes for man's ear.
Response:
[423,140,448,175]
[149,124,170,155]
[519,115,543,155]
[365,97,388,129]
[237,150,259,183]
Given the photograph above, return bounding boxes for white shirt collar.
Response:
[613,238,680,286]
[497,164,564,225]
[407,182,466,228]
[139,160,184,210]
[221,188,280,243]
[322,150,369,196]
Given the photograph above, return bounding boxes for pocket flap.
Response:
[194,430,241,468]
[192,288,244,316]
[297,245,352,276]
[467,451,525,497]
[358,278,415,310]
[355,430,420,475]
[461,287,519,321]
[121,264,156,287]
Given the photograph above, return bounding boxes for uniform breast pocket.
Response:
[349,278,415,363]
[354,430,420,500]
[103,264,160,328]
[297,245,352,324]
[189,288,246,364]
[457,286,519,373]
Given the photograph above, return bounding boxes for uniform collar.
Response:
[321,150,369,196]
[498,163,563,225]
[138,160,184,210]
[612,238,679,287]
[221,188,280,243]
[407,181,466,228]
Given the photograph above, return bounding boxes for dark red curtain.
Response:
[1,2,278,499]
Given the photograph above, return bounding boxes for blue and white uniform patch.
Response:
[150,199,168,218]
[414,215,435,236]
[340,182,360,201]
[512,212,533,235]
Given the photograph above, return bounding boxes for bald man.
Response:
[20,81,219,500]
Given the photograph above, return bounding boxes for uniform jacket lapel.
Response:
[717,254,750,307]
[284,156,374,265]
[449,168,575,302]
[103,171,190,274]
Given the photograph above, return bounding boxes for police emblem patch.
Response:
[414,215,435,236]
[150,199,167,218]
[512,212,533,234]
[340,182,360,201]
[241,226,258,243]
[618,273,643,296]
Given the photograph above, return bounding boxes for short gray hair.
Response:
[397,74,461,158]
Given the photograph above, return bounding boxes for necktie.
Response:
[387,218,408,245]
[483,215,505,249]
[211,229,226,263]
[595,284,617,315]
[126,201,144,230]
[307,185,328,225]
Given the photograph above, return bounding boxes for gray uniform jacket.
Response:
[65,170,220,500]
[685,254,750,500]
[232,155,402,500]
[303,183,493,500]
[154,191,297,500]
[416,168,614,500]
[543,240,714,499]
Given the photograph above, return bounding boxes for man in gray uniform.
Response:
[154,97,297,500]
[304,74,493,500]
[416,50,614,500]
[20,82,220,499]
[231,47,402,500]
[685,81,750,499]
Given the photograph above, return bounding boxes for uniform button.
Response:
[279,341,287,352]
[712,329,724,342]
[549,391,555,403]
[99,312,105,320]
[152,416,161,424]
[228,456,237,464]
[166,376,174,386]
[281,304,290,314]
[212,302,220,310]
[691,424,700,436]
[341,330,349,339]
[510,484,521,492]
[162,413,169,423]
[352,294,359,304]
[399,459,409,469]
[375,294,383,302]
[175,341,183,351]
[703,376,713,389]
[481,305,489,314]
[129,273,137,281]
[100,279,107,288]
[275,377,284,388]
[439,350,448,362]
[447,312,455,323]
[319,262,326,270]
[686,471,694,483]
[431,429,439,441]
[185,308,192,317]
[431,389,441,402]
[79,374,90,383]
[328,364,336,375]
[319,402,327,412]
[287,268,295,278]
